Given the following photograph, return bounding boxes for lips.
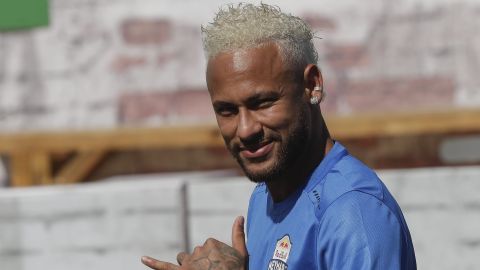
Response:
[240,141,274,159]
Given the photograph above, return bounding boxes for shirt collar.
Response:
[267,141,348,217]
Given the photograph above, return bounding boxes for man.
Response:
[142,3,416,270]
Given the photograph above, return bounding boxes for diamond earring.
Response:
[310,86,322,105]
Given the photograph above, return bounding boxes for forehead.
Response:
[206,43,289,89]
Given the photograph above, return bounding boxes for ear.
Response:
[303,64,324,101]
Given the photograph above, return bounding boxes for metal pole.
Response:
[179,182,191,253]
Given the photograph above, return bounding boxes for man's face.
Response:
[206,43,311,183]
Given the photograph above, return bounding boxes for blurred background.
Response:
[0,0,480,269]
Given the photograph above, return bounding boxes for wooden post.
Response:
[10,151,52,186]
[31,151,52,185]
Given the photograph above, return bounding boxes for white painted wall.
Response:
[1,0,479,131]
[0,167,479,270]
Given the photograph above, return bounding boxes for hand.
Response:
[142,216,248,270]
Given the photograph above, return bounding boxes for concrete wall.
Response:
[0,177,186,270]
[380,167,480,269]
[0,167,479,270]
[1,0,480,132]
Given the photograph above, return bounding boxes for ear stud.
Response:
[310,86,323,105]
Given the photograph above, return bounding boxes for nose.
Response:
[236,108,262,143]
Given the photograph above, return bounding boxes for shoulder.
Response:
[317,191,407,269]
[312,154,386,218]
[315,155,406,249]
[319,191,402,235]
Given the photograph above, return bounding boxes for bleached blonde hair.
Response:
[201,3,318,69]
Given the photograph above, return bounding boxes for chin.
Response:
[241,159,283,183]
[233,142,292,183]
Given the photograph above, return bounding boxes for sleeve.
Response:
[316,191,406,270]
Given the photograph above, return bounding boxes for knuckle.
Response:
[203,238,211,245]
[205,237,216,244]
[176,252,186,260]
[193,245,202,254]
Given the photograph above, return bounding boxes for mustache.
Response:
[230,134,280,153]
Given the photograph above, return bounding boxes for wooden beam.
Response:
[1,109,479,155]
[54,150,106,184]
[2,108,480,187]
[0,125,224,154]
[327,108,480,139]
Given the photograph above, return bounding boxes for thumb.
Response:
[231,216,248,257]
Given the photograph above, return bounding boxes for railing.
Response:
[2,108,480,187]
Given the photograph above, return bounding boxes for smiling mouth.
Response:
[239,141,274,159]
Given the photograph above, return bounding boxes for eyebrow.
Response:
[212,89,281,109]
[212,100,233,109]
[245,90,279,103]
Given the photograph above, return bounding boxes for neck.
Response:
[266,125,334,203]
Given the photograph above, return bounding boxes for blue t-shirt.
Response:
[246,142,416,270]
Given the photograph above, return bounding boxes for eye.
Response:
[253,98,276,109]
[214,104,238,117]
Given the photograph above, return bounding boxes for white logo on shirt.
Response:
[268,234,292,270]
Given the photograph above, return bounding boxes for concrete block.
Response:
[0,176,187,270]
[190,215,243,250]
[2,167,480,270]
[188,177,254,212]
[379,166,480,270]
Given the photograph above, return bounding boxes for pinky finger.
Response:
[141,256,179,270]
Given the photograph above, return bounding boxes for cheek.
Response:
[215,116,237,143]
[257,103,297,131]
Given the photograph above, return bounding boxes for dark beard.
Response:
[231,109,309,183]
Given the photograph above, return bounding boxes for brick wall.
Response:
[0,0,479,131]
[1,167,480,270]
